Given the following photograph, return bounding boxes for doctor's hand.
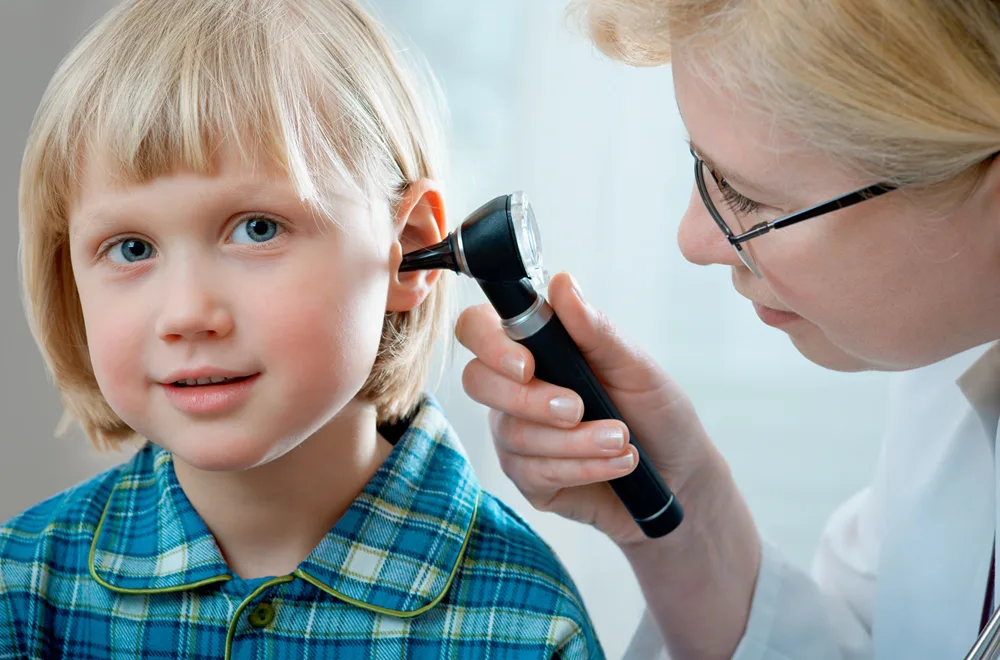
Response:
[455,272,743,549]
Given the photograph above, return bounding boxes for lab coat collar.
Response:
[957,341,1000,442]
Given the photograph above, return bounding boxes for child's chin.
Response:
[168,438,277,473]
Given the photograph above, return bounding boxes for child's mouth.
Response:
[162,373,261,414]
[172,375,252,387]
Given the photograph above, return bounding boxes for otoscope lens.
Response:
[524,205,540,261]
[510,191,546,286]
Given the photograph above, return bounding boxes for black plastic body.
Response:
[478,279,684,538]
[399,194,528,282]
[460,195,529,281]
[479,279,538,321]
[398,233,461,273]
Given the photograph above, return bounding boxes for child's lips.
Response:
[160,373,261,414]
[161,367,258,385]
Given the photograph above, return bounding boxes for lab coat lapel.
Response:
[874,354,995,660]
[959,344,1000,643]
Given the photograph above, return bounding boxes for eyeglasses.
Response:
[691,148,898,278]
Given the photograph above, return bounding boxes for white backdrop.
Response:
[0,1,892,657]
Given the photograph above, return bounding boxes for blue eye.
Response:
[108,238,155,263]
[231,216,283,244]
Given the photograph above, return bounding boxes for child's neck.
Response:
[172,398,394,580]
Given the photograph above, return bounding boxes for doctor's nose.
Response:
[677,184,743,268]
[155,265,235,342]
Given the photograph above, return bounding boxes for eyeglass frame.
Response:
[691,148,899,277]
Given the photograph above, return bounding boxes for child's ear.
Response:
[386,179,447,313]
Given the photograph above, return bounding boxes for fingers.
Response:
[487,409,638,508]
[462,358,585,428]
[455,303,535,383]
[488,408,637,498]
[488,408,630,458]
[497,444,639,502]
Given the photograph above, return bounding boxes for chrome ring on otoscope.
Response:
[502,297,554,341]
[453,225,472,278]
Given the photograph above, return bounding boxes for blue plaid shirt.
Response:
[0,397,604,659]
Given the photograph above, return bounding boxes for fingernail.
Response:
[609,451,635,470]
[595,426,625,451]
[549,396,583,423]
[500,354,526,381]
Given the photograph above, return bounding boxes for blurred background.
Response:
[0,1,892,656]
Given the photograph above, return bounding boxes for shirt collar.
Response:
[90,396,481,616]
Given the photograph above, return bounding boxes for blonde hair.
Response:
[572,0,1000,192]
[19,0,451,449]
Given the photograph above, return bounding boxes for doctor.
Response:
[455,0,1000,658]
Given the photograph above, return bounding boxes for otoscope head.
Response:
[399,191,545,287]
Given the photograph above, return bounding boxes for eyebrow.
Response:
[687,139,779,197]
[73,178,303,233]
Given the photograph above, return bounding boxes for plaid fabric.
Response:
[0,397,604,659]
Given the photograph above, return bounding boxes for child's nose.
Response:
[155,268,234,342]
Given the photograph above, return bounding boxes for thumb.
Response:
[546,272,666,391]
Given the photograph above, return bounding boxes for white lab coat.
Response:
[625,341,1000,660]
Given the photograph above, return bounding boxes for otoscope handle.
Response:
[513,306,684,538]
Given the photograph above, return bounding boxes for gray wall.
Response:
[1,0,125,519]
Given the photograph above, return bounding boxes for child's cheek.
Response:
[85,314,149,425]
[249,267,386,394]
[257,292,368,377]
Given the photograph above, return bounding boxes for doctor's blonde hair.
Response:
[573,0,1000,194]
[19,0,451,449]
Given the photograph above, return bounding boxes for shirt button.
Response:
[248,603,276,629]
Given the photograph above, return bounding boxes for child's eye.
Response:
[107,238,156,263]
[230,216,284,244]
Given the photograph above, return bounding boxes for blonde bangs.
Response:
[42,0,404,226]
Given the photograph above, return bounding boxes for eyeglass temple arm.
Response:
[731,183,897,246]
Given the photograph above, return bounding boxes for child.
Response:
[1,0,605,657]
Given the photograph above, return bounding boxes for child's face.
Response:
[68,144,413,471]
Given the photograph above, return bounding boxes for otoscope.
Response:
[400,192,684,538]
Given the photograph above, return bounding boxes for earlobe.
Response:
[386,179,447,313]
